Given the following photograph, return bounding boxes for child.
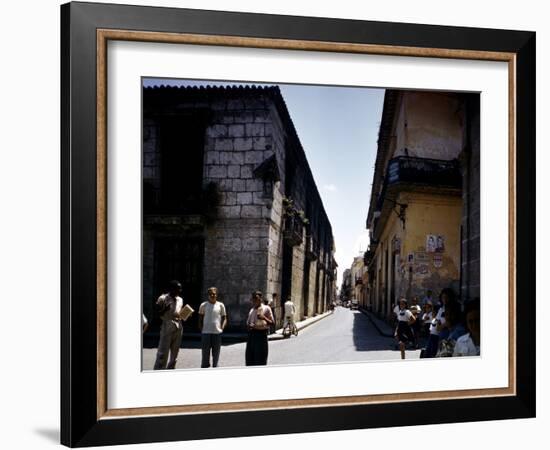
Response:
[394,298,416,359]
[421,302,434,338]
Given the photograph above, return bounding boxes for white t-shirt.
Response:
[393,305,400,316]
[396,309,413,322]
[199,301,227,334]
[429,305,446,335]
[422,311,434,325]
[453,333,480,356]
[284,301,296,317]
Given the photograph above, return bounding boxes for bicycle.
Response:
[282,317,298,338]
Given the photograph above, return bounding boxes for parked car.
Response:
[350,299,359,310]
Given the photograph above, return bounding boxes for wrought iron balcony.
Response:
[387,155,461,188]
[375,156,461,212]
[283,215,304,246]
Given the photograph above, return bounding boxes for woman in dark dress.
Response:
[245,291,274,366]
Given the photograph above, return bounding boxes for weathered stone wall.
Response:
[142,118,159,323]
[290,239,307,319]
[143,118,161,202]
[460,95,481,301]
[142,86,335,331]
[266,185,284,325]
[202,95,276,329]
[306,259,318,316]
[142,233,155,323]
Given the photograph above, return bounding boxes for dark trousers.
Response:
[245,329,269,366]
[425,334,440,358]
[269,310,277,334]
[201,333,222,368]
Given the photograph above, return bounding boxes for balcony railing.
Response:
[375,156,461,212]
[387,156,461,188]
[283,215,304,246]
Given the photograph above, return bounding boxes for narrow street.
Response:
[142,307,420,370]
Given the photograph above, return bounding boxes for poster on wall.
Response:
[426,234,445,253]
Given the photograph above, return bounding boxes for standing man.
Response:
[283,296,298,336]
[154,280,185,370]
[198,287,227,368]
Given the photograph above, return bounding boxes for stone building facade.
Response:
[142,85,336,332]
[364,90,480,318]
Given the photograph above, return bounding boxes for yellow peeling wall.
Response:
[373,192,461,316]
[392,92,464,161]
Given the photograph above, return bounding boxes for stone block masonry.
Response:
[143,85,336,332]
[202,93,276,329]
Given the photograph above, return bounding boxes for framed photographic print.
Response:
[61,1,535,447]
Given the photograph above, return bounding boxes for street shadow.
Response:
[34,428,59,444]
[352,310,397,352]
[143,334,245,349]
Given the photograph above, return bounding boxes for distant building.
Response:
[350,256,365,305]
[142,85,336,331]
[365,90,480,317]
[340,269,352,302]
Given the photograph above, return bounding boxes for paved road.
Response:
[142,307,420,370]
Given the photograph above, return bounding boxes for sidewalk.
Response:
[269,310,333,340]
[143,311,334,347]
[358,307,395,338]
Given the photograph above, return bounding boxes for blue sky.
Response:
[143,78,385,285]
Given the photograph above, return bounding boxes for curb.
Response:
[359,308,395,338]
[269,310,333,340]
[143,311,334,346]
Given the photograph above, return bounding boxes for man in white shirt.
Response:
[198,287,227,368]
[154,280,185,370]
[283,297,297,336]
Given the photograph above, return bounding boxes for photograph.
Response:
[56,1,536,446]
[141,79,481,369]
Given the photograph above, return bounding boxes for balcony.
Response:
[387,155,461,189]
[371,156,462,241]
[376,156,462,212]
[283,215,304,246]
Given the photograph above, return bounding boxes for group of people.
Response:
[392,288,480,359]
[149,281,298,370]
